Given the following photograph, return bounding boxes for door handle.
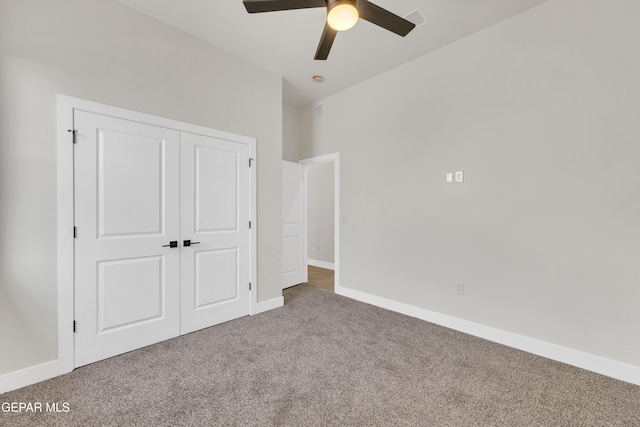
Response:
[162,241,178,248]
[183,240,200,247]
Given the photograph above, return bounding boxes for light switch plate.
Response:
[446,173,453,183]
[455,171,464,183]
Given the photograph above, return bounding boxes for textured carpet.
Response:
[1,284,638,426]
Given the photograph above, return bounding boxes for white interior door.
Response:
[74,111,181,367]
[282,161,305,288]
[180,132,251,334]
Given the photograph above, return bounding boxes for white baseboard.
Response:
[307,259,335,270]
[336,286,640,386]
[5,290,637,394]
[251,296,284,315]
[0,360,59,395]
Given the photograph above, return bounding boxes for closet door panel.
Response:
[74,111,180,367]
[180,132,251,334]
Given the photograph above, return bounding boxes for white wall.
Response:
[307,163,335,265]
[282,104,300,161]
[0,0,282,376]
[299,0,640,369]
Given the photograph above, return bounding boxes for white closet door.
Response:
[180,132,251,334]
[74,111,181,367]
[282,161,305,288]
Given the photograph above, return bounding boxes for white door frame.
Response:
[57,95,257,374]
[298,153,340,291]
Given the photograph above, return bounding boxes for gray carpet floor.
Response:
[1,284,638,426]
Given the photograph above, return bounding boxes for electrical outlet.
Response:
[455,282,464,295]
[455,171,464,183]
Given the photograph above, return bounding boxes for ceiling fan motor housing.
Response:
[328,0,357,8]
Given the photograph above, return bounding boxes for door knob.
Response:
[183,240,200,247]
[162,241,178,248]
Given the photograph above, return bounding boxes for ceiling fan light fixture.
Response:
[327,0,359,32]
[243,0,416,61]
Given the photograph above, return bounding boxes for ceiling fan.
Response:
[242,0,416,60]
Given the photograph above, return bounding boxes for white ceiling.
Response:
[115,0,547,107]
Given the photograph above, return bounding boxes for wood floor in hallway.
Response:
[307,265,334,292]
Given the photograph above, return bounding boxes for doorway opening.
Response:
[300,153,340,293]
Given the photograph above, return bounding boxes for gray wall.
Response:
[299,0,640,368]
[282,104,300,162]
[307,163,335,264]
[0,0,282,376]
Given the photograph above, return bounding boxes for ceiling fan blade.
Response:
[357,0,415,36]
[243,0,326,13]
[314,23,337,60]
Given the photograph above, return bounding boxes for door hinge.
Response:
[249,158,253,167]
[73,226,77,238]
[68,129,77,144]
[73,321,76,333]
[249,221,252,229]
[249,282,252,291]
